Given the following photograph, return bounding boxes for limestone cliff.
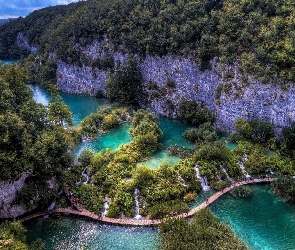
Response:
[56,40,295,131]
[0,172,30,218]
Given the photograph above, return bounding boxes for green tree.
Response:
[48,85,73,126]
[283,123,295,151]
[0,221,44,250]
[105,56,142,106]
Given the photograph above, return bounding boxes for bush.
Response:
[149,200,189,219]
[183,122,218,145]
[105,56,142,106]
[160,208,248,250]
[229,186,253,198]
[183,192,197,203]
[179,99,214,125]
[272,176,295,203]
[167,145,194,158]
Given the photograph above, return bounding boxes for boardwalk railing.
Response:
[19,178,274,226]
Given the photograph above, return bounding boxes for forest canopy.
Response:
[1,0,295,82]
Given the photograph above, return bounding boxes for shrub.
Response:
[167,145,194,158]
[179,99,214,125]
[105,56,142,106]
[229,186,253,198]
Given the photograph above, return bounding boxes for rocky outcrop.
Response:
[0,172,30,218]
[16,32,38,54]
[57,61,107,96]
[56,40,295,131]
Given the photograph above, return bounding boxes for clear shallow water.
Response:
[25,217,161,250]
[140,117,194,169]
[75,123,132,154]
[24,186,295,250]
[211,184,295,250]
[225,141,238,150]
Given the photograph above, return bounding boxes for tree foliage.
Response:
[3,0,295,82]
[179,99,214,125]
[0,221,44,250]
[0,63,74,211]
[160,208,248,250]
[105,56,142,106]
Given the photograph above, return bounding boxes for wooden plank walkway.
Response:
[19,178,274,226]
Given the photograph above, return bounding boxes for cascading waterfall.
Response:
[76,167,89,185]
[178,174,187,186]
[134,188,142,219]
[221,166,234,183]
[47,201,56,211]
[238,154,251,178]
[194,165,210,191]
[102,201,109,217]
[44,200,56,218]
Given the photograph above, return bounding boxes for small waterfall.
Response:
[44,200,56,218]
[47,201,56,211]
[217,175,222,181]
[238,154,251,178]
[178,174,187,186]
[134,188,142,219]
[194,165,210,191]
[102,201,109,217]
[76,167,89,185]
[221,166,234,183]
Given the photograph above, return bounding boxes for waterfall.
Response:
[47,201,56,211]
[44,200,56,218]
[102,201,109,217]
[76,167,89,185]
[194,165,210,191]
[238,154,251,178]
[217,175,222,181]
[221,166,234,183]
[134,188,142,219]
[178,174,187,186]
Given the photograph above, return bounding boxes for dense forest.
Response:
[1,0,295,82]
[0,62,75,210]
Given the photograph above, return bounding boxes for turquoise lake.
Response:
[1,59,18,64]
[30,85,108,126]
[30,85,194,166]
[25,217,161,250]
[25,185,295,250]
[25,85,295,250]
[211,184,295,250]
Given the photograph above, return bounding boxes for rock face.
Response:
[57,61,107,96]
[16,32,38,54]
[56,40,295,131]
[0,172,30,218]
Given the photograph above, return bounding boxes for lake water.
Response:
[25,217,161,250]
[25,185,295,250]
[30,85,108,126]
[211,184,295,250]
[1,59,18,64]
[29,85,194,164]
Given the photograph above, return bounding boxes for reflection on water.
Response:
[25,217,161,250]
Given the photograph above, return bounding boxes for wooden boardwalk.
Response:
[19,178,274,226]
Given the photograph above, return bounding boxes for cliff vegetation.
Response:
[1,0,295,83]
